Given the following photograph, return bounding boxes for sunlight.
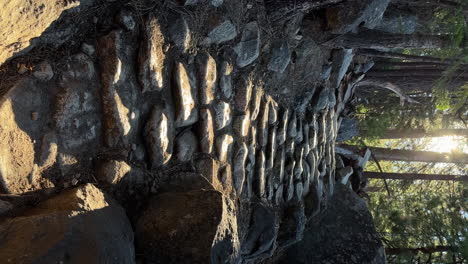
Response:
[426,136,459,153]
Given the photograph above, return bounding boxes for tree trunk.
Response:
[386,246,459,255]
[328,30,453,49]
[367,128,468,139]
[366,69,468,79]
[339,144,468,163]
[357,80,420,105]
[357,49,457,64]
[364,171,468,181]
[374,61,452,70]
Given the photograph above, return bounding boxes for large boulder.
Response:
[0,0,97,66]
[0,184,135,264]
[136,189,240,263]
[277,184,386,264]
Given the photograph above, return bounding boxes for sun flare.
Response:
[426,136,460,153]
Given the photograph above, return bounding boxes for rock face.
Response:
[0,0,95,65]
[234,22,261,67]
[0,184,135,264]
[136,190,239,264]
[277,184,386,264]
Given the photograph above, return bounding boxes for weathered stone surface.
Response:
[233,142,248,195]
[330,48,354,88]
[0,0,92,65]
[288,111,297,138]
[339,166,354,185]
[211,0,224,7]
[266,126,277,171]
[277,108,289,145]
[273,147,286,187]
[33,61,54,81]
[198,108,215,154]
[285,160,296,201]
[313,88,330,112]
[98,160,131,184]
[117,8,137,31]
[195,157,220,188]
[204,20,237,45]
[241,203,278,260]
[268,98,279,125]
[325,0,390,34]
[375,10,417,34]
[138,14,166,93]
[144,103,174,167]
[278,184,386,264]
[175,130,198,162]
[216,134,234,163]
[256,150,266,198]
[0,184,135,263]
[98,30,138,148]
[174,62,198,127]
[214,100,232,130]
[275,184,284,205]
[337,117,359,142]
[168,16,191,52]
[362,60,376,73]
[258,99,270,147]
[234,76,254,112]
[197,52,217,105]
[268,40,290,73]
[321,64,332,80]
[295,182,304,200]
[234,22,260,68]
[295,119,303,143]
[136,190,239,264]
[0,200,13,215]
[250,86,263,121]
[234,112,251,138]
[219,61,234,99]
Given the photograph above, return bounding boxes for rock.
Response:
[273,147,286,187]
[329,89,337,108]
[336,117,359,142]
[0,184,135,263]
[268,40,290,73]
[234,76,254,113]
[278,184,386,264]
[277,109,289,145]
[98,30,139,148]
[241,203,278,259]
[339,166,354,185]
[117,8,137,31]
[198,108,215,154]
[184,0,199,5]
[268,98,279,124]
[250,86,263,121]
[138,14,166,93]
[295,182,304,200]
[204,20,237,45]
[362,60,375,73]
[313,88,330,112]
[321,64,332,80]
[216,134,234,163]
[98,160,132,184]
[375,11,417,34]
[219,61,233,99]
[174,62,198,127]
[195,157,220,188]
[234,22,260,68]
[325,0,390,34]
[211,0,224,7]
[233,142,248,195]
[0,0,92,65]
[233,112,251,138]
[175,130,198,162]
[295,119,303,143]
[275,185,284,205]
[214,100,232,130]
[0,200,13,215]
[288,111,297,138]
[256,150,266,198]
[136,190,239,263]
[330,49,354,88]
[81,43,95,56]
[258,99,270,147]
[33,61,54,81]
[144,103,174,167]
[197,52,217,105]
[169,16,191,52]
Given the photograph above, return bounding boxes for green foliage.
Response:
[369,180,468,264]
